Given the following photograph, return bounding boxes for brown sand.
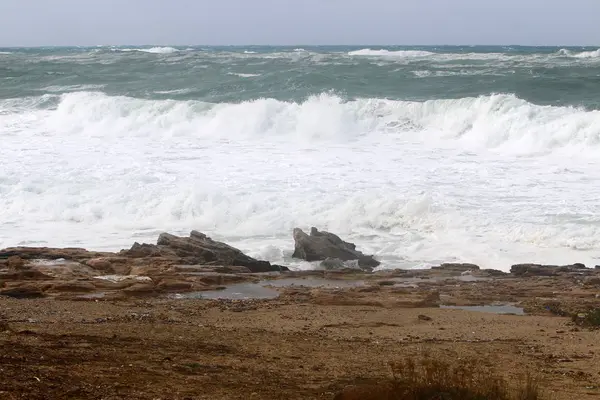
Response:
[2,271,600,400]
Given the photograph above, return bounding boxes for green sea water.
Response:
[1,45,600,107]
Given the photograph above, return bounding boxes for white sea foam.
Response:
[0,51,12,55]
[349,49,435,58]
[558,48,600,59]
[412,69,514,78]
[227,72,261,78]
[244,51,258,54]
[2,91,600,270]
[118,47,179,54]
[39,84,106,93]
[154,89,194,95]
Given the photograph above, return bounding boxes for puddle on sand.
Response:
[261,277,365,288]
[175,277,365,300]
[179,283,280,300]
[440,304,525,315]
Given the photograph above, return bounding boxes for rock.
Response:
[0,247,110,261]
[483,269,508,277]
[120,231,282,273]
[418,314,432,321]
[156,279,193,292]
[433,263,480,272]
[123,283,156,296]
[85,258,114,272]
[292,227,379,270]
[0,269,53,281]
[172,265,253,274]
[0,285,46,299]
[511,263,588,277]
[122,242,170,258]
[7,256,25,269]
[50,281,96,293]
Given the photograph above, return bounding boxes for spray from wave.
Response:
[3,91,600,268]
[558,48,600,59]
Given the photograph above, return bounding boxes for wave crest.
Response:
[558,48,600,58]
[348,49,435,58]
[117,46,179,54]
[3,91,600,154]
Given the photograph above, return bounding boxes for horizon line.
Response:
[1,43,599,49]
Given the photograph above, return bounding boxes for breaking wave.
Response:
[3,91,600,268]
[5,91,598,154]
[348,49,435,58]
[558,48,600,59]
[117,46,180,54]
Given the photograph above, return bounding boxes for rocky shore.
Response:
[2,229,600,399]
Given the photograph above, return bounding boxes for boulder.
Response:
[121,231,283,273]
[292,227,379,270]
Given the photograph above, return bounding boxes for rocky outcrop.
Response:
[510,263,588,277]
[121,231,285,273]
[292,227,380,270]
[0,231,289,299]
[432,263,480,272]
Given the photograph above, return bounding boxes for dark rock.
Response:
[433,263,480,271]
[418,314,432,321]
[0,286,46,299]
[292,227,379,270]
[0,247,110,261]
[121,231,283,273]
[0,270,54,281]
[271,264,290,272]
[511,263,588,277]
[483,269,508,277]
[156,279,193,292]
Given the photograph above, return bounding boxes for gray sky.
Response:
[1,0,599,47]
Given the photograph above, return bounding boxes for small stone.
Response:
[418,314,432,321]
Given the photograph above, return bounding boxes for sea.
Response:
[1,45,600,271]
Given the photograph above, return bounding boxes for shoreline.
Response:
[2,230,600,399]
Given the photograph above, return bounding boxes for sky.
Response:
[1,0,599,47]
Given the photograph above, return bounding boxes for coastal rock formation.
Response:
[292,227,380,270]
[0,231,288,299]
[510,263,588,277]
[121,231,285,273]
